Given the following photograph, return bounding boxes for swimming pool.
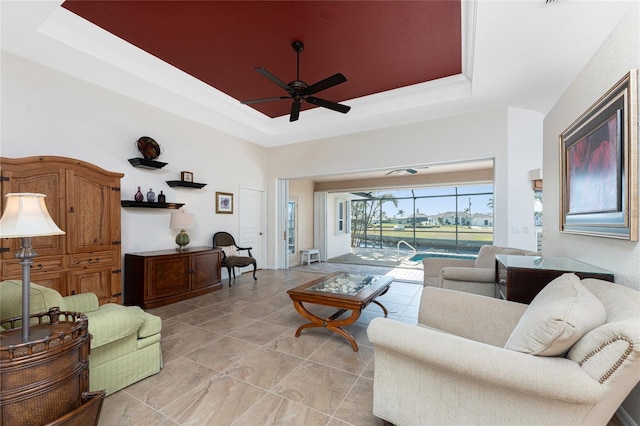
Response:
[407,253,477,262]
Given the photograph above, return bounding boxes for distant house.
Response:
[439,211,468,225]
[471,213,493,227]
[436,211,492,226]
[420,215,439,226]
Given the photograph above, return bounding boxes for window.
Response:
[336,198,349,234]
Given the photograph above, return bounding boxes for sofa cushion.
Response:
[219,245,238,258]
[474,245,537,269]
[0,280,65,322]
[504,273,606,356]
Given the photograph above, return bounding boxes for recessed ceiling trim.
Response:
[28,2,477,147]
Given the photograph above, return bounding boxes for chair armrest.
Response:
[367,318,604,404]
[418,287,527,346]
[84,304,145,348]
[422,257,474,278]
[62,293,99,313]
[440,266,494,282]
[235,245,253,257]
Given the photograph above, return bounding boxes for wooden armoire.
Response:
[1,156,124,305]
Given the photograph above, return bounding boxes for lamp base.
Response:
[175,230,190,252]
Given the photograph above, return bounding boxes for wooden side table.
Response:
[495,255,614,304]
[0,308,102,426]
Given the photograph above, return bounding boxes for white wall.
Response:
[267,107,543,267]
[506,107,544,251]
[288,178,315,265]
[543,6,640,422]
[1,53,267,270]
[543,8,640,289]
[325,193,352,259]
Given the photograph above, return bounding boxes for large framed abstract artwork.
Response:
[560,70,638,240]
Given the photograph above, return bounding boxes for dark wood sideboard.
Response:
[495,254,614,304]
[124,247,222,309]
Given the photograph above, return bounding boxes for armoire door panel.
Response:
[66,170,116,254]
[0,167,66,259]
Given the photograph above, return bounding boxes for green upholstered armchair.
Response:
[0,280,162,396]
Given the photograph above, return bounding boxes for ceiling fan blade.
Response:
[255,67,293,94]
[290,101,301,122]
[303,73,347,96]
[305,96,351,114]
[241,96,290,105]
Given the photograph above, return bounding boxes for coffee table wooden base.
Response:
[292,299,388,352]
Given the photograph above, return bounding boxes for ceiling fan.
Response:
[241,41,351,122]
[385,168,418,176]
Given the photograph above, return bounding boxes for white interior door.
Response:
[288,198,298,266]
[239,187,265,271]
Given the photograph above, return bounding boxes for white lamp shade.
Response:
[0,193,65,238]
[169,211,195,230]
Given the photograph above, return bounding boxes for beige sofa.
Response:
[423,245,538,297]
[0,280,162,395]
[368,275,640,425]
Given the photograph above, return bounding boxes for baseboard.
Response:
[616,406,638,426]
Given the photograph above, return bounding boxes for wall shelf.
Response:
[121,200,184,209]
[128,158,168,169]
[166,180,207,189]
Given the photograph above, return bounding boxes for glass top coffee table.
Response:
[287,272,393,352]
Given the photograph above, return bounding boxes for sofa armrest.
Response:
[418,287,527,346]
[62,293,99,313]
[367,318,604,404]
[423,257,475,280]
[84,304,145,348]
[440,266,494,283]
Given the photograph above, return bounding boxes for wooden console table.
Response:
[124,247,222,309]
[495,255,614,304]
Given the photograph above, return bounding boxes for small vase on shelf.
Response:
[157,191,166,203]
[134,186,144,202]
[147,188,156,203]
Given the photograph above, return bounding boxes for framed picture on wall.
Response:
[181,171,194,182]
[560,70,638,240]
[216,192,233,214]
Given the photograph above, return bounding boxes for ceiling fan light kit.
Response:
[241,41,351,122]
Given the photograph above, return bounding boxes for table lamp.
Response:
[169,210,195,251]
[0,193,65,342]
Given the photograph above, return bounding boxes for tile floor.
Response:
[98,268,423,425]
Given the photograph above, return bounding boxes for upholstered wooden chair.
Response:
[213,232,257,286]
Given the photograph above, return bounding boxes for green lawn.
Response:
[363,225,493,242]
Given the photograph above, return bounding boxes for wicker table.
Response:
[0,308,103,426]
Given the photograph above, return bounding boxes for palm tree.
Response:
[351,193,398,247]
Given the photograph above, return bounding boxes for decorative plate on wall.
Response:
[136,136,161,160]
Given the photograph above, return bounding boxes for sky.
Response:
[362,184,494,218]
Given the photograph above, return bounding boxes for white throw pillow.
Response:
[504,273,606,356]
[220,245,238,258]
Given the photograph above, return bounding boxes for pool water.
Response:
[408,253,477,262]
